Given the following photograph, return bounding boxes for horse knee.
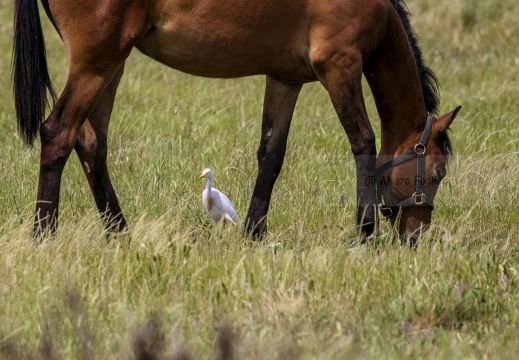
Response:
[350,133,376,156]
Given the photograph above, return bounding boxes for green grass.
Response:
[1,0,518,358]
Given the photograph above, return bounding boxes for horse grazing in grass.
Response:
[13,0,460,243]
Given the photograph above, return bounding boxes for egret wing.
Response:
[218,190,239,224]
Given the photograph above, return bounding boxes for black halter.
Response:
[376,115,434,219]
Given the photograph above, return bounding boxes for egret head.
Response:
[198,168,213,180]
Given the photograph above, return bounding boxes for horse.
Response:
[13,0,460,243]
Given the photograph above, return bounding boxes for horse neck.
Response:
[363,10,428,158]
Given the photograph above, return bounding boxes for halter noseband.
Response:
[375,115,434,219]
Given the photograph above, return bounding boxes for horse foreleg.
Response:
[74,65,127,233]
[313,54,378,239]
[245,76,302,238]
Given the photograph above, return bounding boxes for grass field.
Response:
[1,0,518,358]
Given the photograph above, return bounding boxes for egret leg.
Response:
[245,76,302,238]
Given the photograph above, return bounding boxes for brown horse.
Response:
[13,0,460,243]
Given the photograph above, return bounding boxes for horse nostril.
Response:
[401,234,418,247]
[408,236,418,247]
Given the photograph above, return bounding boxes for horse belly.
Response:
[136,0,315,80]
[137,33,271,78]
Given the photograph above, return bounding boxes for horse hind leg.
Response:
[29,0,151,237]
[245,76,302,238]
[34,62,127,237]
[74,65,127,233]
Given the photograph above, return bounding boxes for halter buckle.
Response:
[412,192,425,205]
[414,143,426,155]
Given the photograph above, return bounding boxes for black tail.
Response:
[12,0,57,146]
[390,0,440,116]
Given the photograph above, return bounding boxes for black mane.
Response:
[390,0,440,116]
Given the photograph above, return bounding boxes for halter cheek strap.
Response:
[375,115,434,219]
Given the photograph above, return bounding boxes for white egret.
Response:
[198,168,239,225]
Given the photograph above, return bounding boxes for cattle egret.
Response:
[198,168,239,225]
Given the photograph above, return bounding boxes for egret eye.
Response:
[436,169,446,181]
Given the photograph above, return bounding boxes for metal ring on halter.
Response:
[414,143,426,154]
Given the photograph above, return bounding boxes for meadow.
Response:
[0,0,518,358]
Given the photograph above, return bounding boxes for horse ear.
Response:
[434,106,461,133]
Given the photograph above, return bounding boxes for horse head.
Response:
[376,107,461,245]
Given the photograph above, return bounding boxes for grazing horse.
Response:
[13,0,460,243]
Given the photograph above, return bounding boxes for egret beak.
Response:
[198,173,207,179]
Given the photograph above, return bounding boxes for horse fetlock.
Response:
[357,220,375,239]
[33,206,58,239]
[244,216,267,239]
[357,203,377,233]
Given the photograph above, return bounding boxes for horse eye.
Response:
[436,169,446,181]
